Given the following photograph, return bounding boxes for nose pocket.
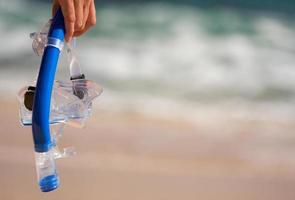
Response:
[24,86,36,111]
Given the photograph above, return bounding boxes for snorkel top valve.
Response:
[17,9,102,192]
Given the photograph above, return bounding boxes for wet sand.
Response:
[1,98,295,200]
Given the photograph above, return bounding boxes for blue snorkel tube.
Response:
[32,9,65,192]
[17,8,102,193]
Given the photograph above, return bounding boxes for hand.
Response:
[52,0,96,42]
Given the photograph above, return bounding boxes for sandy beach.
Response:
[0,98,294,200]
[1,1,295,199]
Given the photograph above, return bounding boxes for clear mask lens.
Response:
[17,79,103,126]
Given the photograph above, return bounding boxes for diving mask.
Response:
[17,9,102,192]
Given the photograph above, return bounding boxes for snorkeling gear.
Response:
[17,9,102,192]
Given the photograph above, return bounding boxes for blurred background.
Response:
[1,0,295,199]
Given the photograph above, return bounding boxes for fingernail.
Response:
[77,21,83,29]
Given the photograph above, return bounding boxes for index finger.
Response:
[59,0,75,42]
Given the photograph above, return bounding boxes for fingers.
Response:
[74,0,83,30]
[89,0,96,26]
[52,0,96,42]
[82,1,91,28]
[73,1,96,37]
[73,20,90,37]
[59,0,76,42]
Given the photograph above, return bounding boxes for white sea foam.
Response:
[1,2,295,121]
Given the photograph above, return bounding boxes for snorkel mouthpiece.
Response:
[17,8,102,192]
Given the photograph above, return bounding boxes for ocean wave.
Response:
[1,2,295,119]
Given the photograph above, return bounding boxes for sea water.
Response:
[1,0,295,122]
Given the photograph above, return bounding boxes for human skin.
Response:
[52,0,96,42]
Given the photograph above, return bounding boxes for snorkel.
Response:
[32,9,64,192]
[32,9,65,154]
[17,9,102,192]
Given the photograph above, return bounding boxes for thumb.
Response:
[52,0,60,17]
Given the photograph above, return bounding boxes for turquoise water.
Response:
[1,1,295,119]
